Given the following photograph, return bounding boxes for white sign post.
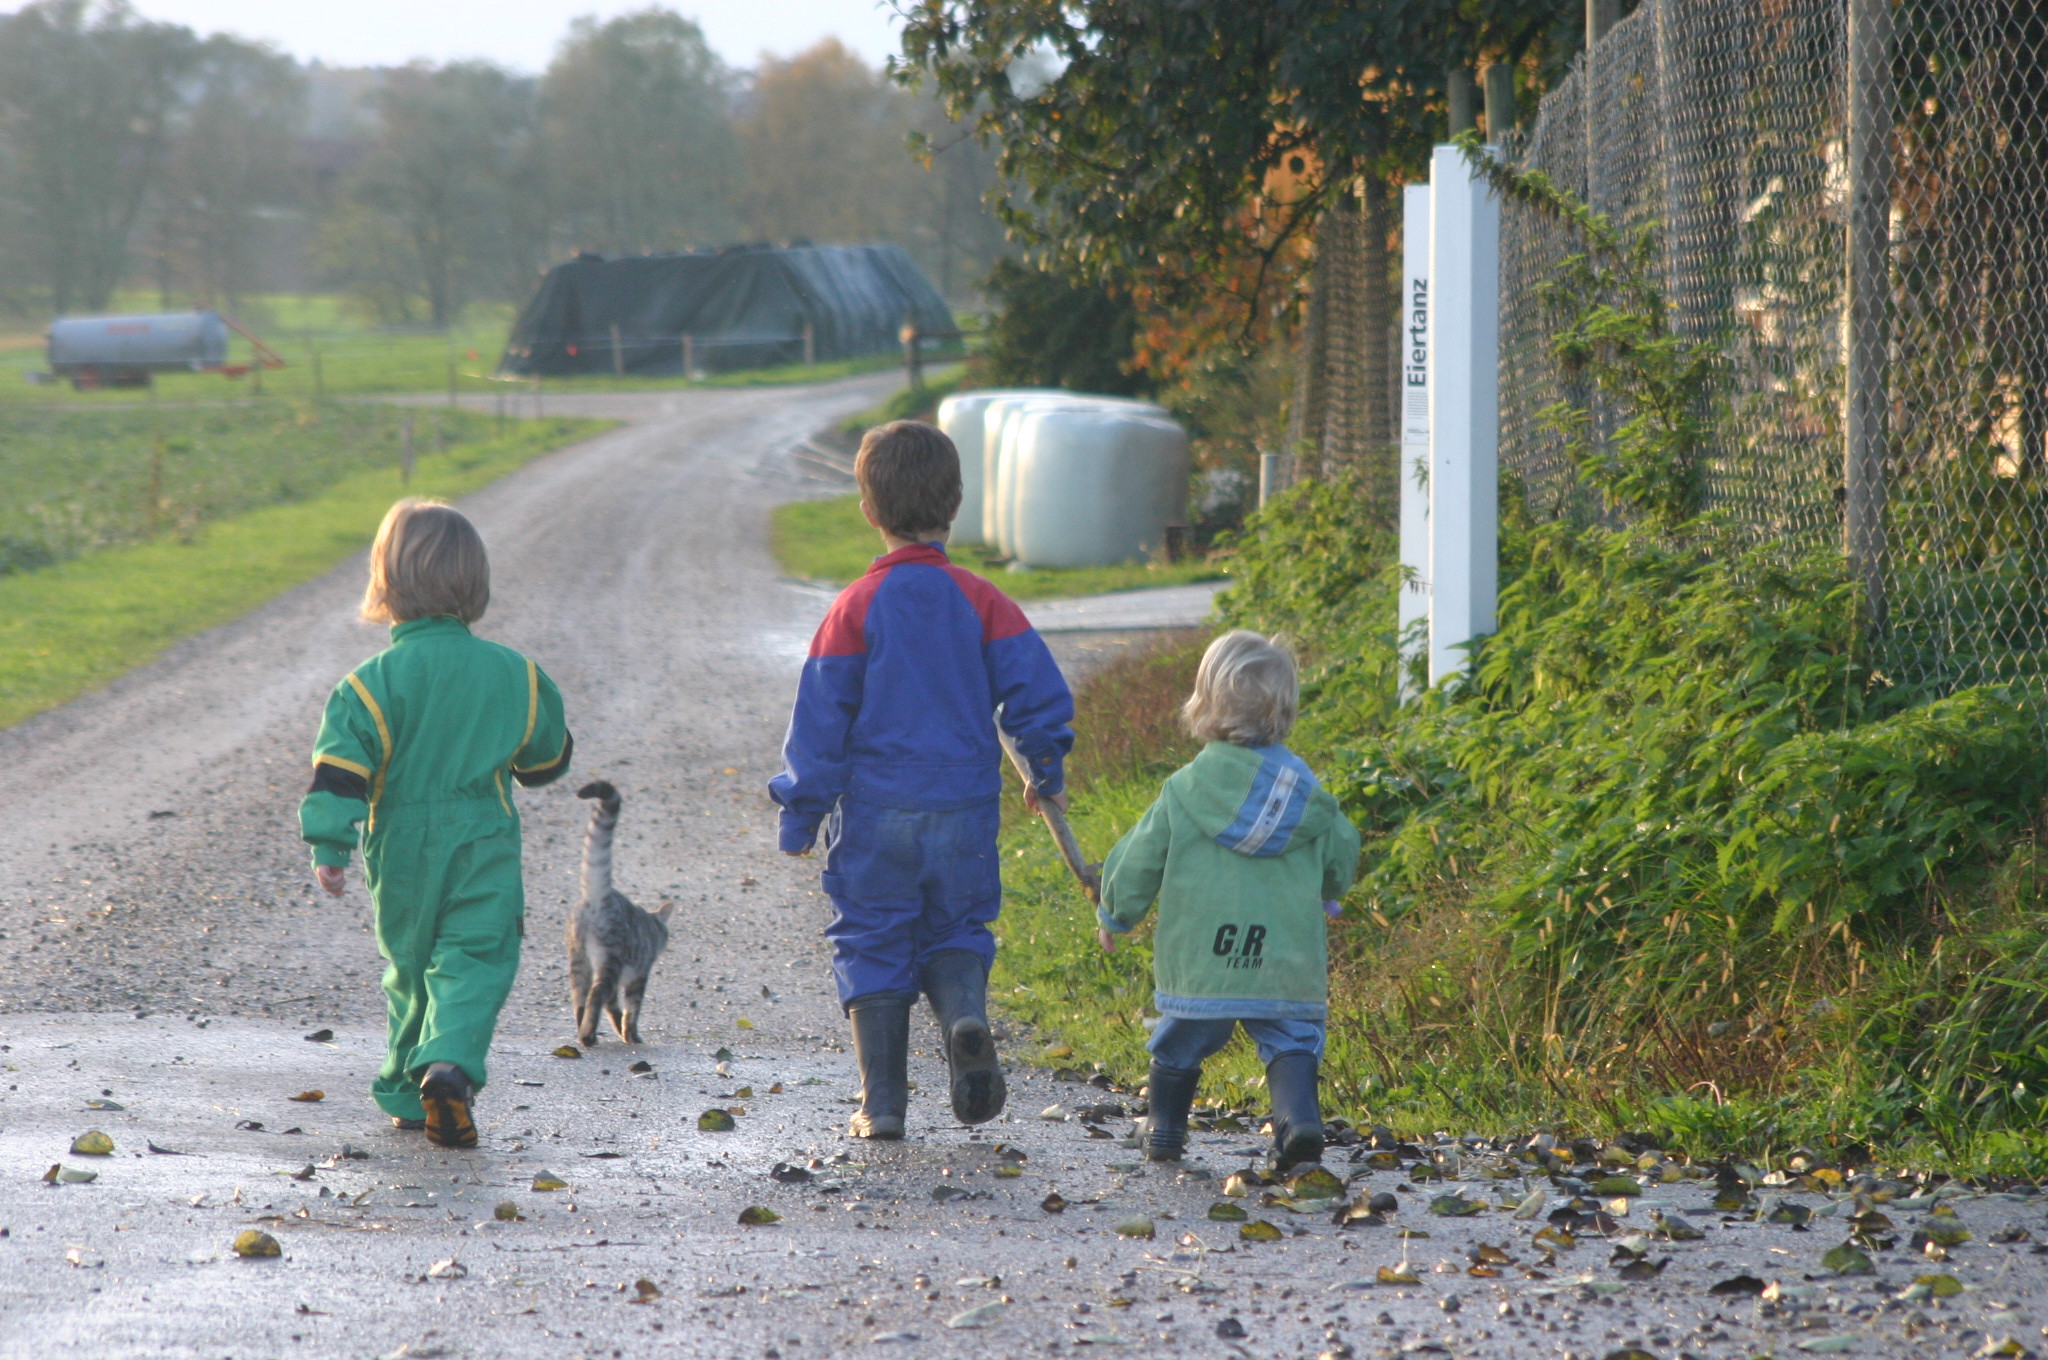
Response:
[1397,183,1432,701]
[1425,144,1501,687]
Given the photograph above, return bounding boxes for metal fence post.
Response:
[1399,183,1433,701]
[1845,0,1893,627]
[1427,144,1502,685]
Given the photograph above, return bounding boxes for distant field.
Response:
[772,492,1227,602]
[0,292,934,408]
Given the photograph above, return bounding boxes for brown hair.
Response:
[360,499,491,624]
[1182,631,1299,747]
[855,420,962,539]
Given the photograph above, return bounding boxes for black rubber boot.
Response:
[1141,1062,1201,1162]
[419,1062,477,1149]
[846,995,912,1139]
[1265,1050,1325,1170]
[920,949,1006,1124]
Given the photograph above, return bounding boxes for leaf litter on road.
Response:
[69,1130,114,1156]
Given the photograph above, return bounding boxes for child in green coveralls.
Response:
[300,500,573,1148]
[1096,631,1359,1172]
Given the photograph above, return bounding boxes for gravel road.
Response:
[0,376,2044,1360]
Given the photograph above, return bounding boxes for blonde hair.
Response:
[1182,631,1299,747]
[361,499,490,624]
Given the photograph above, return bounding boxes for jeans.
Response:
[1146,1015,1326,1069]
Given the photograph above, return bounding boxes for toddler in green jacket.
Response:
[1096,631,1360,1170]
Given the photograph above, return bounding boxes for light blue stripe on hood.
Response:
[1213,745,1319,857]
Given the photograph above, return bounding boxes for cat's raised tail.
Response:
[576,780,622,905]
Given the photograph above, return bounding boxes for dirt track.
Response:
[0,376,2040,1359]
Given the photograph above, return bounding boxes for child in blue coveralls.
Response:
[771,420,1074,1139]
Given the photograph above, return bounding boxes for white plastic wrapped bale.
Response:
[985,394,1168,555]
[1009,407,1191,569]
[935,389,1056,544]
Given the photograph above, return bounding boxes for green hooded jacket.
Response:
[1098,741,1360,1020]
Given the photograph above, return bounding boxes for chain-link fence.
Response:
[1498,0,2048,698]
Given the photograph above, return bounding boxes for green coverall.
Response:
[299,616,571,1122]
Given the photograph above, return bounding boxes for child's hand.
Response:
[1097,927,1117,954]
[316,865,346,897]
[1023,785,1069,815]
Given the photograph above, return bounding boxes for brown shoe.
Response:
[419,1063,478,1149]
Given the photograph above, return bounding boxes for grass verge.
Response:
[772,493,1226,602]
[0,414,605,730]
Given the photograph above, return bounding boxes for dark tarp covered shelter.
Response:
[498,243,956,377]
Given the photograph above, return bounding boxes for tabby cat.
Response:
[567,781,672,1045]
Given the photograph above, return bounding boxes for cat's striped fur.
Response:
[568,781,671,1045]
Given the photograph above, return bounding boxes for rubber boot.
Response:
[419,1062,477,1150]
[920,949,1006,1124]
[1265,1050,1325,1170]
[846,995,912,1139]
[1140,1062,1201,1162]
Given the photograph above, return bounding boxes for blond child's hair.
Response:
[1181,630,1299,747]
[361,499,491,625]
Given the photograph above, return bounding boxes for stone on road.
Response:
[0,377,2034,1358]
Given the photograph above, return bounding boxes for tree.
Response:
[0,0,199,312]
[738,38,1008,300]
[541,9,738,254]
[320,62,539,327]
[155,36,307,311]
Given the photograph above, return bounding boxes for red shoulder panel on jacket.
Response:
[941,564,1031,643]
[811,570,887,657]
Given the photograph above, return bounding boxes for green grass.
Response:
[0,411,605,730]
[772,493,1227,601]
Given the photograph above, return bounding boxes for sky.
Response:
[115,0,905,72]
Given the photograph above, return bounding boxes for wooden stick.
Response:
[998,729,1100,903]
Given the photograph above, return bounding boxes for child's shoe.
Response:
[920,950,1006,1124]
[1264,1050,1324,1171]
[1139,1061,1201,1162]
[847,996,911,1138]
[419,1062,478,1149]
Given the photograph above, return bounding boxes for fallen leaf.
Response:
[70,1131,114,1156]
[734,1086,754,1099]
[146,1141,189,1156]
[629,1278,662,1303]
[697,1109,736,1132]
[288,1091,325,1103]
[1114,1216,1155,1238]
[737,1205,780,1226]
[714,1047,733,1061]
[1909,1273,1965,1299]
[1040,1192,1068,1214]
[768,1082,784,1094]
[426,1257,467,1280]
[1429,1194,1484,1217]
[304,1029,334,1042]
[627,1060,654,1074]
[1222,1172,1257,1198]
[1376,1265,1420,1285]
[84,1099,123,1111]
[1590,1176,1641,1197]
[1973,1338,2030,1358]
[54,1165,96,1184]
[1708,1274,1766,1297]
[1792,1338,1859,1354]
[1617,1257,1669,1280]
[1215,1317,1247,1339]
[551,1045,583,1059]
[1604,1350,1658,1360]
[530,1172,567,1192]
[869,1331,921,1344]
[770,1162,812,1184]
[1288,1166,1345,1199]
[1766,1203,1812,1226]
[1820,1242,1875,1276]
[1649,1209,1703,1241]
[1207,1202,1248,1222]
[1239,1219,1283,1243]
[1044,1044,1074,1060]
[493,1201,523,1221]
[1512,1190,1547,1220]
[232,1229,282,1259]
[947,1301,1006,1329]
[1039,1104,1066,1121]
[1533,1226,1576,1251]
[994,1164,1023,1179]
[735,1018,755,1030]
[1916,1221,1974,1249]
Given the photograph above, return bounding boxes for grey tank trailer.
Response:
[42,311,282,390]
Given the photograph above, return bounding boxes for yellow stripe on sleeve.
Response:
[344,672,394,830]
[312,753,373,780]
